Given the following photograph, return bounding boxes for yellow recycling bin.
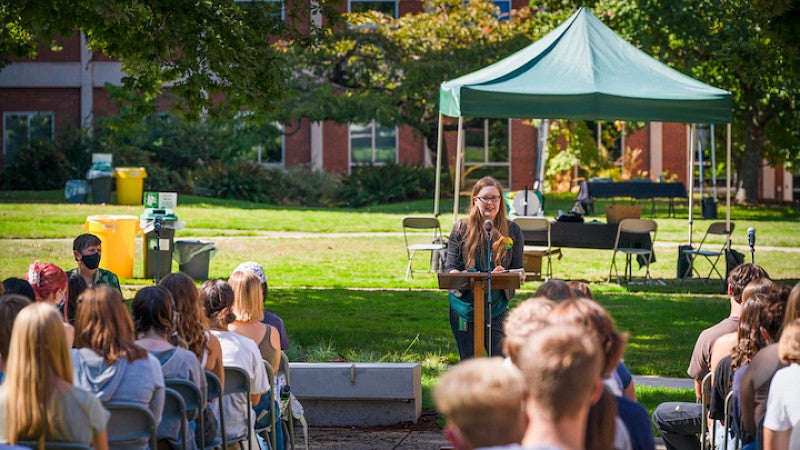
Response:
[114,167,147,205]
[84,215,140,279]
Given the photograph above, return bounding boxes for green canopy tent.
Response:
[434,6,733,244]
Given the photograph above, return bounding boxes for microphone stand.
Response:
[485,227,493,357]
[154,216,162,284]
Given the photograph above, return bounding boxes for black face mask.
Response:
[81,253,101,270]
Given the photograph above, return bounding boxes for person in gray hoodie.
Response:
[72,285,165,450]
[133,285,205,450]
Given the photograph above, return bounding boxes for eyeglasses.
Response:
[476,196,502,204]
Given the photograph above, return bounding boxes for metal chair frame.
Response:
[700,372,716,450]
[222,366,255,450]
[512,217,561,281]
[205,370,225,450]
[166,378,205,449]
[254,360,278,450]
[681,221,735,284]
[608,218,658,285]
[158,387,189,450]
[402,216,446,280]
[722,390,741,450]
[105,401,158,450]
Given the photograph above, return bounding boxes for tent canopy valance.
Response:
[433,7,733,248]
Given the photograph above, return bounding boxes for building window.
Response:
[348,0,398,18]
[349,121,397,169]
[235,113,285,167]
[2,112,55,165]
[235,0,285,21]
[462,118,510,187]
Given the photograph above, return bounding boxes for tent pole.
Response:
[434,112,444,217]
[688,124,695,245]
[537,119,549,189]
[726,123,732,249]
[452,116,465,224]
[711,124,717,200]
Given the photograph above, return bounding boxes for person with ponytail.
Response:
[24,260,74,348]
[444,176,524,360]
[0,302,109,449]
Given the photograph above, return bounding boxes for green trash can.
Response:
[173,240,217,281]
[140,208,181,280]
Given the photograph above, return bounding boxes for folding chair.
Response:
[608,218,657,285]
[166,379,204,449]
[722,391,741,450]
[158,387,189,450]
[279,352,307,450]
[205,370,225,450]
[681,221,735,283]
[700,372,716,450]
[402,216,447,280]
[105,401,158,450]
[254,360,277,450]
[512,217,561,281]
[16,442,91,450]
[223,366,254,450]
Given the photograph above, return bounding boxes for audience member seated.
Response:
[228,271,281,373]
[132,286,205,450]
[709,286,786,448]
[652,264,768,450]
[0,279,35,302]
[66,272,88,325]
[24,261,74,348]
[503,296,555,364]
[515,325,604,450]
[0,303,109,449]
[763,317,800,450]
[231,262,289,350]
[71,285,165,450]
[200,279,269,450]
[68,233,121,291]
[740,281,800,439]
[533,279,575,302]
[551,298,653,450]
[0,294,32,384]
[433,357,528,450]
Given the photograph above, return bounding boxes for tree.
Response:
[0,0,341,121]
[273,0,533,173]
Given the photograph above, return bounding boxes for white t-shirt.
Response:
[764,363,800,449]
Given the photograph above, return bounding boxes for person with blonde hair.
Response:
[228,270,280,373]
[444,176,524,360]
[515,325,604,450]
[502,296,555,364]
[763,317,800,450]
[0,302,109,448]
[71,285,164,450]
[433,357,528,450]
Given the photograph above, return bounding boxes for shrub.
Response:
[193,159,271,202]
[270,165,340,207]
[0,138,72,190]
[334,164,436,207]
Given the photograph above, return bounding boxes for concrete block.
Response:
[290,362,422,426]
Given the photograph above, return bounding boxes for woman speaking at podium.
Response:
[444,176,524,360]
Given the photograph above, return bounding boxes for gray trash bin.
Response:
[173,240,217,281]
[140,208,180,280]
[86,162,114,204]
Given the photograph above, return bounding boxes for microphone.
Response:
[484,219,493,235]
[747,227,756,248]
[154,215,163,232]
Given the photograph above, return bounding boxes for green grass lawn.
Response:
[1,189,798,414]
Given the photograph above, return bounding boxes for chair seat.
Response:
[616,248,652,255]
[683,249,723,257]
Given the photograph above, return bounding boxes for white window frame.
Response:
[462,118,512,187]
[2,111,55,163]
[348,120,398,172]
[348,0,398,18]
[235,0,285,21]
[258,122,286,168]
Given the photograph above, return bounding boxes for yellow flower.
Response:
[505,237,513,249]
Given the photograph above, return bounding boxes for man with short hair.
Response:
[433,357,529,450]
[68,233,121,291]
[516,325,604,450]
[652,263,769,450]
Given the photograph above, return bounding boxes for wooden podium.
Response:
[438,272,522,357]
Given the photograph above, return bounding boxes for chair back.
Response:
[165,378,203,421]
[707,221,734,236]
[512,217,550,246]
[204,370,225,449]
[16,442,91,450]
[618,218,658,235]
[254,360,278,450]
[158,387,189,450]
[402,216,441,231]
[700,372,713,450]
[105,401,157,450]
[222,366,252,448]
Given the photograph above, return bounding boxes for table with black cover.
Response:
[522,221,655,264]
[577,181,688,217]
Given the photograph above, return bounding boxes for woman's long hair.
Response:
[160,272,208,360]
[3,303,72,445]
[463,176,511,269]
[74,285,147,363]
[229,271,264,322]
[132,286,182,347]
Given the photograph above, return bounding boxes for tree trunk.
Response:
[735,110,767,203]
